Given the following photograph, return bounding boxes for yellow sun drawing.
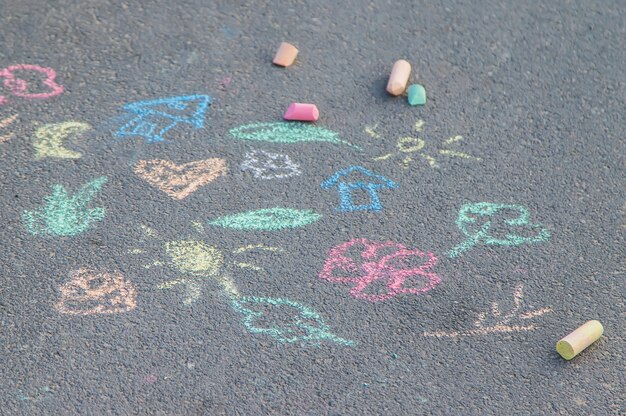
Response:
[369,119,481,169]
[129,224,283,305]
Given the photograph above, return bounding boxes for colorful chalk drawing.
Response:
[16,386,53,403]
[447,202,551,258]
[115,95,212,143]
[319,238,441,302]
[423,283,552,337]
[0,113,18,142]
[55,268,137,315]
[0,64,64,104]
[321,166,398,212]
[133,228,253,305]
[132,226,352,346]
[240,149,301,179]
[22,176,107,237]
[229,122,360,149]
[208,208,321,231]
[369,119,480,168]
[133,158,227,200]
[33,121,89,159]
[231,297,355,346]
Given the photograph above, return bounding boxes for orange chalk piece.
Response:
[283,103,319,122]
[386,59,412,96]
[556,320,604,360]
[273,42,299,67]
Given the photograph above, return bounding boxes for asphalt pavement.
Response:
[0,0,624,414]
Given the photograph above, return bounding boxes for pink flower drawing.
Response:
[319,238,441,302]
[0,64,64,102]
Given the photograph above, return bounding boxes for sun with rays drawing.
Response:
[367,119,481,169]
[129,223,282,305]
[128,223,355,347]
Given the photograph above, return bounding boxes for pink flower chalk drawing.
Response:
[319,238,441,302]
[0,64,64,104]
[422,283,552,337]
[240,149,301,179]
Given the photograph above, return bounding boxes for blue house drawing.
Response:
[115,95,212,143]
[321,166,398,212]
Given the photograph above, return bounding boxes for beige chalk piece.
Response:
[556,320,604,360]
[273,42,299,67]
[386,59,412,96]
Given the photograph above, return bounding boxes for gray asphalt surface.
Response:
[0,0,624,415]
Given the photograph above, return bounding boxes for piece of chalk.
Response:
[386,59,411,96]
[283,103,319,122]
[556,320,604,360]
[273,42,299,67]
[407,84,426,106]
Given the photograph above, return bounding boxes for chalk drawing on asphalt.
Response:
[447,202,551,258]
[55,268,137,315]
[131,226,279,305]
[130,226,353,346]
[115,95,212,143]
[0,64,64,104]
[229,122,360,149]
[22,176,107,237]
[207,208,321,231]
[319,238,441,302]
[33,121,89,159]
[321,166,397,213]
[422,283,552,337]
[231,296,355,347]
[0,113,18,143]
[133,158,227,200]
[370,119,480,168]
[240,149,301,179]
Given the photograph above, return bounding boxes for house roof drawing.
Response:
[321,166,398,189]
[122,95,212,127]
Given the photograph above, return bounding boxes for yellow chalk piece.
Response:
[556,320,603,360]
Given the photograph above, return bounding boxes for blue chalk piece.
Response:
[407,84,426,106]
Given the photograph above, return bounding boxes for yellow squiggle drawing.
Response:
[33,121,89,159]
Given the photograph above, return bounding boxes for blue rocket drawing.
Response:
[115,95,212,143]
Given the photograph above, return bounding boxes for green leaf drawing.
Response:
[208,208,321,231]
[231,296,355,347]
[229,122,360,149]
[22,176,107,237]
[447,202,550,258]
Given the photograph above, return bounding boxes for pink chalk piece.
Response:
[283,103,319,122]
